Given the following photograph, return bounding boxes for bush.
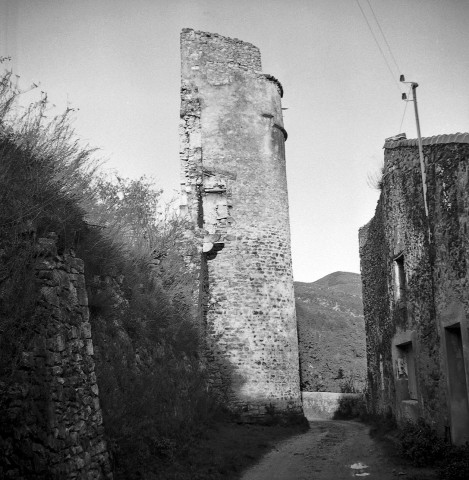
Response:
[397,418,446,467]
[333,394,367,420]
[81,175,219,477]
[397,418,469,479]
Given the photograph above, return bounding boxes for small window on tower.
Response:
[394,253,406,302]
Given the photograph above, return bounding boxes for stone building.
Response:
[359,133,469,444]
[179,29,302,419]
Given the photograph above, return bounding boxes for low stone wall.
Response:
[301,392,361,420]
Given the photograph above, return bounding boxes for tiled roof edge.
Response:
[384,132,469,149]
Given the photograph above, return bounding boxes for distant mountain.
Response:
[295,271,366,393]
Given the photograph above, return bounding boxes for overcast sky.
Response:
[1,0,468,282]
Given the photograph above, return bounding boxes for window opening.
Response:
[394,254,406,302]
[396,342,417,400]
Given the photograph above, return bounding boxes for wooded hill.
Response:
[295,272,366,393]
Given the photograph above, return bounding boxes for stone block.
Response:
[85,340,94,356]
[40,286,60,307]
[81,323,92,339]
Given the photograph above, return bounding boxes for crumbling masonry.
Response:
[359,133,469,445]
[179,29,302,419]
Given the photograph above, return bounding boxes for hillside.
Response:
[295,271,366,393]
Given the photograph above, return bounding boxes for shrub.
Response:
[333,394,367,420]
[397,418,446,467]
[397,418,469,479]
[366,162,385,191]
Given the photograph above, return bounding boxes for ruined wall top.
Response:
[181,28,262,74]
[383,132,469,150]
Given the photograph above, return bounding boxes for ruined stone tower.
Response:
[179,29,302,419]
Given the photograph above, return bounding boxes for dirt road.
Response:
[240,420,436,480]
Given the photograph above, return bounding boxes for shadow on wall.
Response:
[200,252,305,424]
[204,340,306,425]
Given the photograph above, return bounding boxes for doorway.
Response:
[445,324,469,444]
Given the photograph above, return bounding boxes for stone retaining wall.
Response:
[0,236,112,479]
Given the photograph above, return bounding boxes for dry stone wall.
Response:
[180,29,302,420]
[0,236,112,479]
[359,135,469,444]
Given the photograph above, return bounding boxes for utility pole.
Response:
[400,75,429,220]
[400,77,436,349]
[401,75,431,244]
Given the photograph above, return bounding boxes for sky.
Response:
[1,0,468,282]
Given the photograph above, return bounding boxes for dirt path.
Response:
[240,420,436,480]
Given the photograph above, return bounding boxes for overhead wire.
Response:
[365,0,401,74]
[355,0,411,133]
[354,0,402,93]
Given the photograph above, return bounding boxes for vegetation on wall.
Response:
[0,64,95,372]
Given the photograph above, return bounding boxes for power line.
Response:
[355,0,401,92]
[365,0,401,74]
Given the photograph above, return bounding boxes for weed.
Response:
[366,162,385,191]
[339,372,362,393]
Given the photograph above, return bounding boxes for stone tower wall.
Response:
[180,29,302,419]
